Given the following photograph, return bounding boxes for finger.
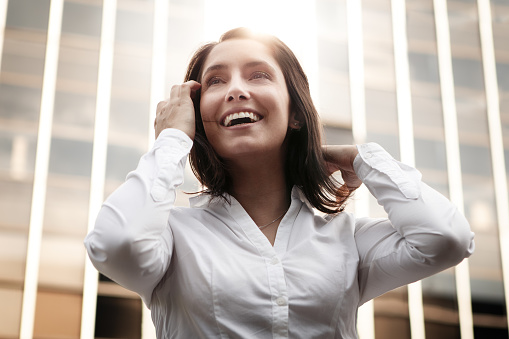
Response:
[179,81,202,99]
[185,80,201,89]
[156,100,167,114]
[190,86,201,100]
[169,84,181,103]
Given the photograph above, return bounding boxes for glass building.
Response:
[0,0,508,338]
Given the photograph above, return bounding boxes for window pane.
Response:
[0,287,23,338]
[33,290,82,338]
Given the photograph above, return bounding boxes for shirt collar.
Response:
[189,186,313,210]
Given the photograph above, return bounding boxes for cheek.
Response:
[199,100,218,141]
[199,92,220,122]
[199,99,209,120]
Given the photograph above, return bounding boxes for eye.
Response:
[250,71,271,80]
[205,76,223,87]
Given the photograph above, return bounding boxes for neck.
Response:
[226,151,290,226]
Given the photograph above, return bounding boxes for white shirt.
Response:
[84,128,474,339]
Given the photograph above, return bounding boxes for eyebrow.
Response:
[202,60,277,79]
[244,61,277,73]
[202,64,227,79]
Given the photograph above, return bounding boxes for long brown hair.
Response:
[185,28,351,214]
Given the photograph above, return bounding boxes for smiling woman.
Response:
[84,27,474,339]
[198,38,292,161]
[184,29,345,214]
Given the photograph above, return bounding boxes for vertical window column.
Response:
[346,1,374,338]
[433,0,474,338]
[80,0,117,338]
[141,0,170,337]
[0,0,7,69]
[477,0,509,330]
[147,0,169,147]
[19,1,64,338]
[391,1,426,339]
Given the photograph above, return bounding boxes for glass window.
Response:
[0,230,28,284]
[115,7,153,45]
[497,63,509,92]
[323,125,354,146]
[33,290,82,338]
[95,295,142,339]
[38,234,86,290]
[414,138,448,172]
[6,0,50,31]
[449,0,507,333]
[105,143,145,183]
[492,2,509,53]
[315,0,351,125]
[0,287,23,338]
[166,12,205,86]
[48,138,93,177]
[452,58,485,90]
[43,176,90,237]
[0,84,42,121]
[61,1,102,37]
[408,52,440,84]
[53,91,97,129]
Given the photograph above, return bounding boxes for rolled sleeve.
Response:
[151,129,193,201]
[354,143,421,200]
[353,142,475,305]
[84,128,192,306]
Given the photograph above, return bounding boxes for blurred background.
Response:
[0,0,508,338]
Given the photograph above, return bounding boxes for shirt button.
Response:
[276,297,286,306]
[270,257,279,265]
[365,152,373,159]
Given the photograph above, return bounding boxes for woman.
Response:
[84,28,474,338]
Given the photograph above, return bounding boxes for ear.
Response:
[288,112,302,130]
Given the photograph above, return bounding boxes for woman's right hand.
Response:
[154,80,201,140]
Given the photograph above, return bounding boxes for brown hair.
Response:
[185,28,351,214]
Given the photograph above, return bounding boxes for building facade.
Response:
[0,0,508,338]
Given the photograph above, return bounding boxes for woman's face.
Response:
[199,39,292,161]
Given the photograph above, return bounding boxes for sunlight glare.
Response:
[203,0,319,104]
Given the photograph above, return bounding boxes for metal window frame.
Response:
[19,1,64,338]
[433,0,474,338]
[0,0,8,71]
[142,0,170,337]
[477,0,509,329]
[391,1,426,338]
[346,1,375,338]
[80,0,118,338]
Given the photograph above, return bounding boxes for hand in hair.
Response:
[154,81,201,139]
[322,145,362,192]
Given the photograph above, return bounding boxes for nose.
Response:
[225,76,250,102]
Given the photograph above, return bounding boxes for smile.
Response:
[222,112,261,127]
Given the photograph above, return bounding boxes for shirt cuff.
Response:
[150,128,193,201]
[353,143,422,200]
[154,128,193,151]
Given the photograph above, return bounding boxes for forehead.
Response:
[203,39,281,72]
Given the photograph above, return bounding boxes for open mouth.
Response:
[222,112,261,127]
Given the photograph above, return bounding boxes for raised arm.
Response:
[351,143,474,304]
[84,81,200,305]
[84,129,192,305]
[325,142,474,305]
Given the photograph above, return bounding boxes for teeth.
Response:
[223,112,261,127]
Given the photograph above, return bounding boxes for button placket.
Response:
[276,296,287,306]
[228,196,292,338]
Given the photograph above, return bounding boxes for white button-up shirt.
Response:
[84,128,474,339]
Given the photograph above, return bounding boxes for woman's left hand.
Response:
[322,145,362,191]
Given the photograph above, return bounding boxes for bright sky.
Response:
[203,0,320,104]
